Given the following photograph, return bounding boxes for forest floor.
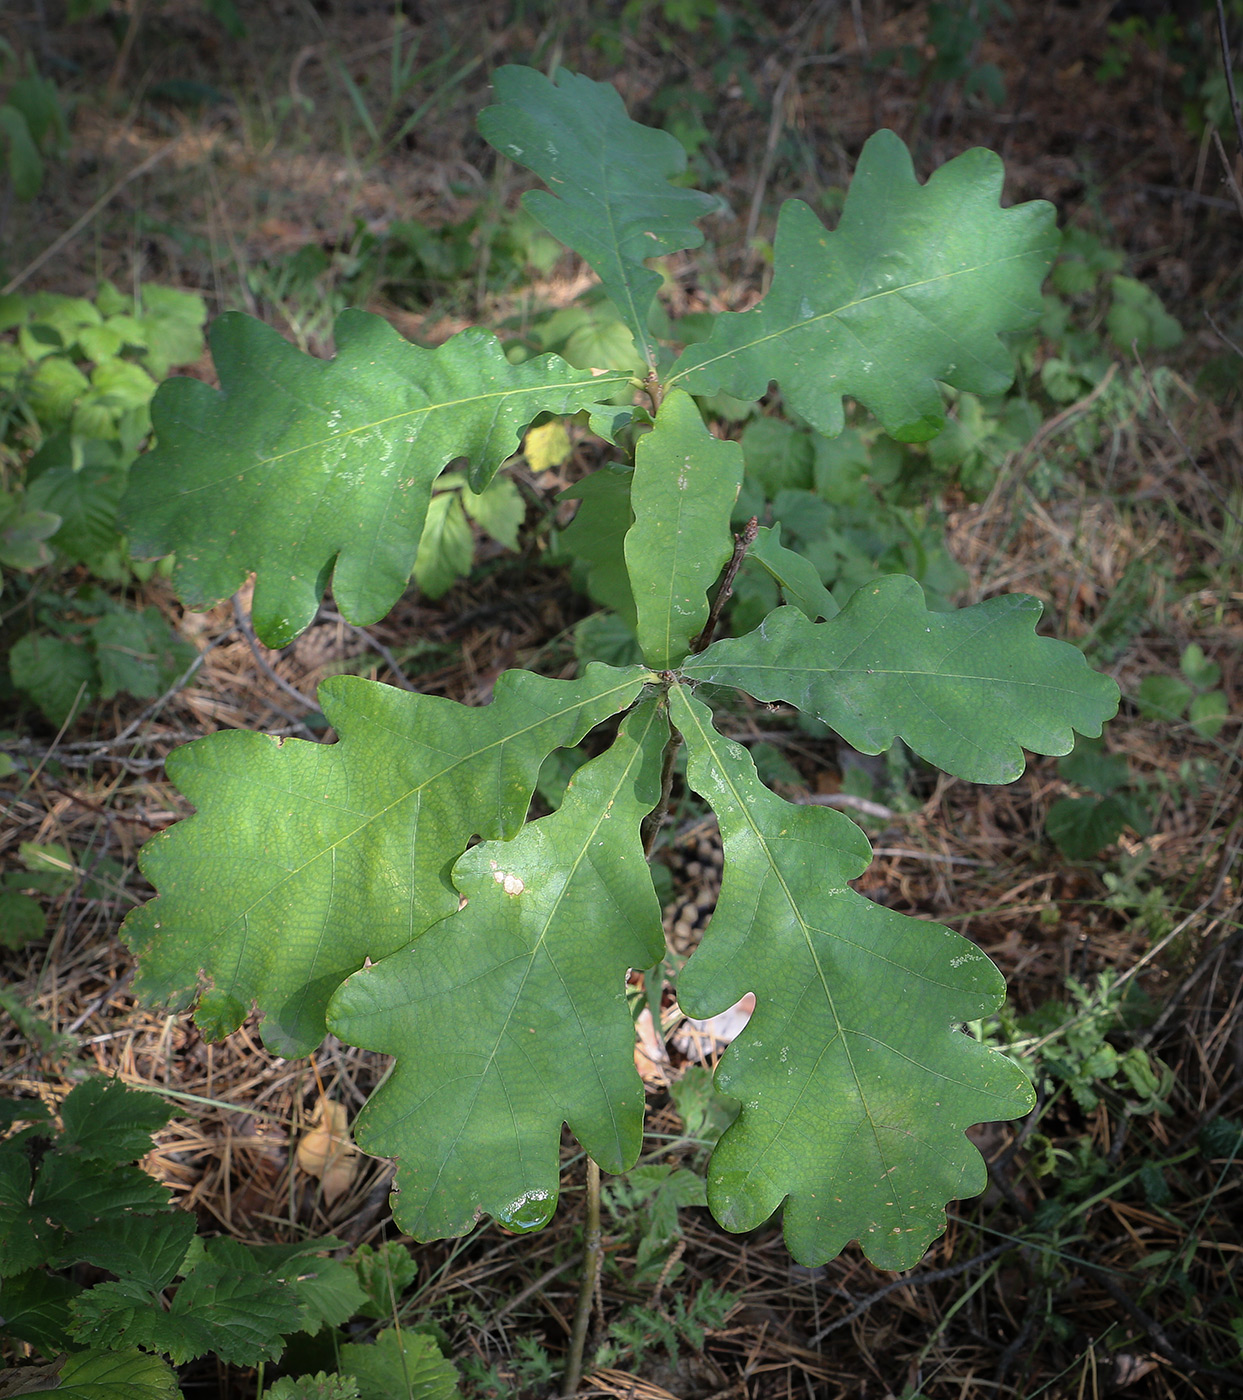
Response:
[1,1,1242,1396]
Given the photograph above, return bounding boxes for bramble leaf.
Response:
[327,702,667,1241]
[625,389,742,668]
[478,66,720,369]
[668,130,1058,441]
[18,1346,181,1399]
[120,310,630,646]
[682,576,1119,783]
[340,1328,462,1400]
[57,1078,175,1164]
[670,686,1033,1269]
[122,665,650,1056]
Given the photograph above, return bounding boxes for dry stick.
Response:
[1211,128,1243,220]
[690,517,759,656]
[562,1157,603,1399]
[1,143,172,296]
[316,609,417,691]
[1216,0,1243,160]
[232,596,319,714]
[807,1241,1012,1344]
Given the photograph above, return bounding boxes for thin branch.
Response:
[808,1242,1012,1344]
[1216,0,1243,160]
[232,595,319,714]
[690,516,758,656]
[317,609,417,691]
[562,1157,602,1398]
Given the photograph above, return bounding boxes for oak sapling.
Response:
[120,64,1119,1274]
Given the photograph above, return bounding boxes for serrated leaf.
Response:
[327,702,668,1240]
[0,1268,78,1350]
[24,448,127,566]
[669,685,1034,1269]
[120,310,630,647]
[682,576,1120,783]
[266,1374,361,1400]
[748,525,838,621]
[93,608,197,702]
[170,1255,305,1365]
[17,1346,180,1399]
[123,664,650,1056]
[8,633,96,726]
[68,1279,213,1363]
[57,1210,197,1293]
[283,1255,368,1335]
[624,389,742,668]
[668,131,1058,442]
[478,66,719,369]
[340,1328,462,1400]
[1046,795,1129,860]
[0,891,45,947]
[351,1240,417,1319]
[33,1154,171,1232]
[58,1078,175,1163]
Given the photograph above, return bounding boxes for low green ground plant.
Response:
[111,64,1118,1295]
[0,281,206,725]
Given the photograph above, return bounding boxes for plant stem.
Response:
[562,1157,602,1398]
[690,515,759,655]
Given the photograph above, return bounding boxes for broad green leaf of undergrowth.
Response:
[478,66,720,370]
[668,130,1058,441]
[120,310,630,647]
[670,686,1034,1270]
[625,389,742,668]
[555,465,636,626]
[327,702,667,1241]
[18,1346,180,1399]
[682,576,1119,783]
[123,664,649,1056]
[340,1328,463,1400]
[748,525,839,621]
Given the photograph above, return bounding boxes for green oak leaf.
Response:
[122,664,649,1056]
[667,130,1058,442]
[670,685,1033,1269]
[681,576,1119,783]
[478,66,721,369]
[624,389,742,668]
[120,310,630,647]
[747,524,839,621]
[327,702,667,1241]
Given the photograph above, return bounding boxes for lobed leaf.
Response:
[668,130,1059,442]
[122,664,650,1057]
[624,389,743,668]
[682,576,1120,783]
[327,702,668,1241]
[121,310,630,647]
[670,685,1034,1269]
[478,66,720,368]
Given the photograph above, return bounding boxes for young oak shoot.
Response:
[119,65,1118,1271]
